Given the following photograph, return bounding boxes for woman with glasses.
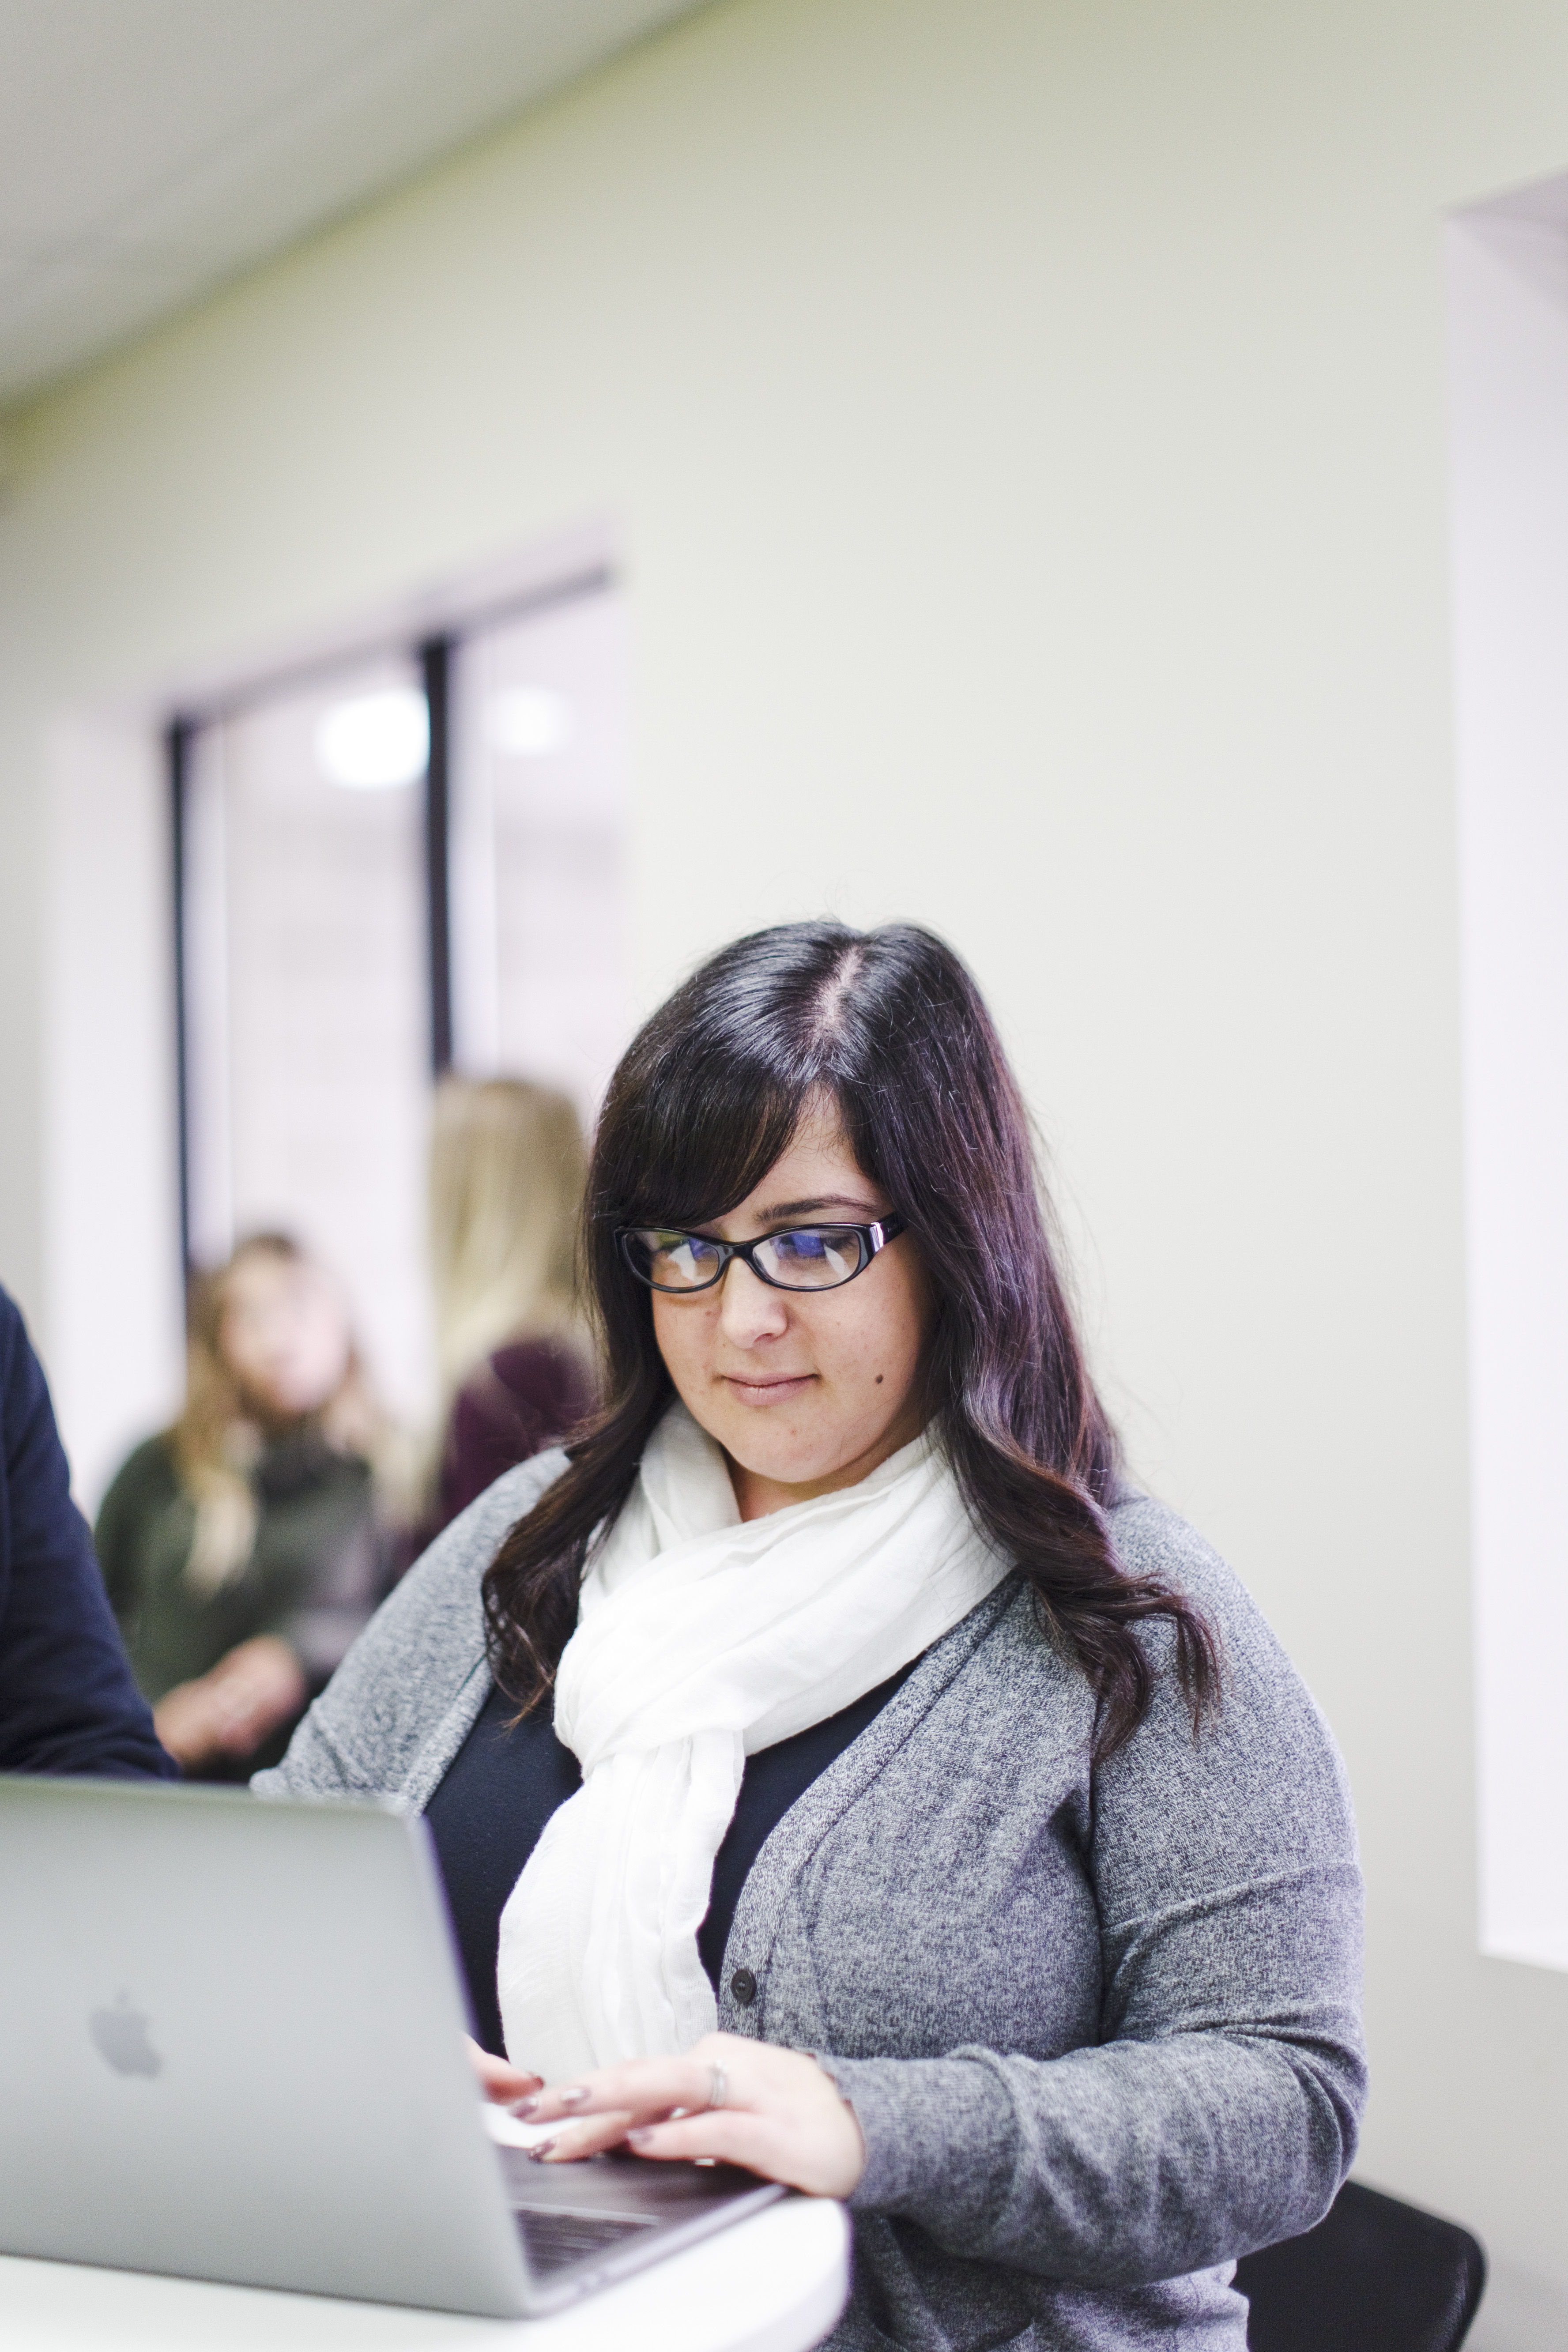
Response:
[258,921,1364,2351]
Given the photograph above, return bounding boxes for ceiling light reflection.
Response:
[314,689,429,789]
[486,685,573,758]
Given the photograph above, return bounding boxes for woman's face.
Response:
[649,1102,932,1519]
[219,1253,352,1423]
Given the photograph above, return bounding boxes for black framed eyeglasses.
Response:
[617,1214,907,1296]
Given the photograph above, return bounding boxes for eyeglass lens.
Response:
[629,1226,867,1292]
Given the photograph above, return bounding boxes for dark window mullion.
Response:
[421,636,454,1077]
[168,715,194,1282]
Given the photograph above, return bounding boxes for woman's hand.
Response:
[153,1634,307,1768]
[465,2035,543,2106]
[511,2032,865,2199]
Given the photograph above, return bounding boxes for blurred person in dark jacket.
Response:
[96,1234,408,1779]
[425,1078,593,1535]
[0,1284,173,1778]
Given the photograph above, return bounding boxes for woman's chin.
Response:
[715,1427,878,1506]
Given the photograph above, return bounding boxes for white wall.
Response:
[3,0,1568,2337]
[1447,185,1568,1985]
[39,715,186,1510]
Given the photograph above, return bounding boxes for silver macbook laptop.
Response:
[0,1774,783,2317]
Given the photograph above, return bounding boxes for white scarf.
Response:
[496,1401,1008,2080]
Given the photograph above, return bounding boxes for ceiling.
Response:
[0,0,707,409]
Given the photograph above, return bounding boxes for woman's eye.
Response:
[652,1235,720,1285]
[771,1229,854,1282]
[774,1230,827,1263]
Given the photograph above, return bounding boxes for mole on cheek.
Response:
[875,1375,884,1385]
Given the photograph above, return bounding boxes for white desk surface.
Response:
[0,2197,849,2352]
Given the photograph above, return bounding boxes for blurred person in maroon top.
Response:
[426,1078,594,1533]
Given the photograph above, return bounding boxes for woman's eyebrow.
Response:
[754,1194,881,1221]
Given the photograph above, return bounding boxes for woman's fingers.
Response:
[465,2035,543,2103]
[518,2035,866,2198]
[521,2054,717,2128]
[633,2105,859,2197]
[526,2108,639,2163]
[626,2111,760,2164]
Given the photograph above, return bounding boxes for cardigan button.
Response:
[730,1967,758,2007]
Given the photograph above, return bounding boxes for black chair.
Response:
[1236,2180,1486,2352]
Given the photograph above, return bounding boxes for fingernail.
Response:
[627,2128,656,2147]
[556,2087,591,2108]
[509,2097,539,2119]
[524,2138,558,2162]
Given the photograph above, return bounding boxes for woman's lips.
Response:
[721,1372,816,1407]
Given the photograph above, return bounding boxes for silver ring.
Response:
[706,2062,727,2112]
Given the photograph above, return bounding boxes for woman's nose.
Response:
[717,1255,790,1343]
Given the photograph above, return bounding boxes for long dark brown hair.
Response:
[482,920,1218,1760]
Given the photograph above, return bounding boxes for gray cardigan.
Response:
[255,1453,1365,2352]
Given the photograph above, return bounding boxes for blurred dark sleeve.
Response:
[434,1338,594,1535]
[0,1289,176,1778]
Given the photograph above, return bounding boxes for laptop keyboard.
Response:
[514,2207,659,2277]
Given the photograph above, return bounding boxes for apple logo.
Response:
[89,1992,163,2079]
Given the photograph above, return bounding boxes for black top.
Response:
[425,1662,916,2055]
[0,1287,174,1778]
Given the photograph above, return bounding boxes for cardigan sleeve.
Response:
[820,1508,1365,2284]
[0,1290,175,1779]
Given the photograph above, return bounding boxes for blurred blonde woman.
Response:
[96,1234,399,1778]
[427,1077,594,1534]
